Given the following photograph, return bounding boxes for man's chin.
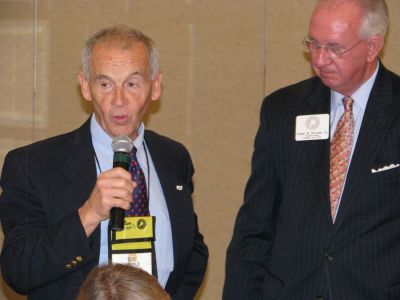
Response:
[319,76,339,89]
[112,130,138,140]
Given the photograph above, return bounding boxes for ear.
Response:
[78,71,92,101]
[366,35,385,62]
[150,71,163,101]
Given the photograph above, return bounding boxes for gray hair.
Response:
[357,0,389,38]
[81,25,160,80]
[317,0,389,38]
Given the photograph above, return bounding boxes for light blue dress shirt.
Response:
[329,63,379,220]
[90,115,174,287]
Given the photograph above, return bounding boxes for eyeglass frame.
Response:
[303,37,365,58]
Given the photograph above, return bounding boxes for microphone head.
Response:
[112,136,134,153]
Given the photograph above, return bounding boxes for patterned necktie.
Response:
[329,97,354,221]
[126,147,150,216]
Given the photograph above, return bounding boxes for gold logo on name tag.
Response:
[137,218,147,230]
[128,253,137,264]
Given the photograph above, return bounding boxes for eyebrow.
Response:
[307,37,342,47]
[95,74,112,81]
[95,71,145,81]
[126,71,145,79]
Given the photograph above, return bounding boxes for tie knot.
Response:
[130,146,138,160]
[131,146,137,154]
[342,97,353,112]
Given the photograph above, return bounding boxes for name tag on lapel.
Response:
[295,114,329,141]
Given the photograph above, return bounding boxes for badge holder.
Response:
[108,216,157,277]
[295,114,329,141]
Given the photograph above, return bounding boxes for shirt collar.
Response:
[90,114,112,152]
[133,122,145,152]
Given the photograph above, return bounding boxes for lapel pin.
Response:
[176,185,183,191]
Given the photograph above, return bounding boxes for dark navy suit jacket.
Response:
[224,64,400,300]
[0,118,208,300]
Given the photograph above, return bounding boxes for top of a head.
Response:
[81,25,159,81]
[112,136,134,153]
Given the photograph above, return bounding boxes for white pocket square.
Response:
[176,185,183,191]
[371,163,400,173]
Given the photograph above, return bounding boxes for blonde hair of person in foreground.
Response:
[77,263,170,300]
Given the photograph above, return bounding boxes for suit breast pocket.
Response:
[370,164,400,182]
[367,164,400,205]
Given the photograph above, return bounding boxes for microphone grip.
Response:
[109,152,130,231]
[110,207,125,231]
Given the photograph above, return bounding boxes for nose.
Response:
[312,47,333,68]
[112,87,126,106]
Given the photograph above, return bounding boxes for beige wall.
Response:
[0,1,399,299]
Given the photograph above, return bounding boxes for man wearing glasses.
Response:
[224,0,400,299]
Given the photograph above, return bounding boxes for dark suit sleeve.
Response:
[172,219,208,300]
[223,98,282,299]
[0,150,98,295]
[171,148,208,300]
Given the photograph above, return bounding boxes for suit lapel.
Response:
[61,118,97,204]
[334,66,395,228]
[144,132,192,286]
[303,82,332,221]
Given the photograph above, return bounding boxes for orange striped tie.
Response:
[330,97,354,221]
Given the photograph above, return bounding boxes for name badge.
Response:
[109,216,156,276]
[112,252,153,275]
[295,114,329,141]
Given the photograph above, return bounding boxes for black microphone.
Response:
[109,135,134,231]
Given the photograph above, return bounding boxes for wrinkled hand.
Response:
[79,167,135,236]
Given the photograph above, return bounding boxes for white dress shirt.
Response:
[329,63,379,220]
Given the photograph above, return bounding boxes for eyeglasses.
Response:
[303,37,364,58]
